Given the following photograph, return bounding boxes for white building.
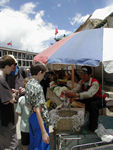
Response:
[0,46,38,68]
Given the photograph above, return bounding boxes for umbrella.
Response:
[34,28,113,67]
[34,33,75,64]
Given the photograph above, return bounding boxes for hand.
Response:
[12,89,19,95]
[56,104,63,110]
[9,99,15,104]
[42,132,50,144]
[69,98,78,103]
[65,91,75,98]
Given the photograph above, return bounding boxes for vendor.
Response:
[65,66,106,132]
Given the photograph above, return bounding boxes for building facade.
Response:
[0,46,38,68]
[75,12,113,32]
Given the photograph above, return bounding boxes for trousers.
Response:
[0,123,18,150]
[78,97,106,131]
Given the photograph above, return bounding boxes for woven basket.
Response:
[55,108,84,132]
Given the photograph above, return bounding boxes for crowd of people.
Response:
[0,54,107,150]
[0,55,50,150]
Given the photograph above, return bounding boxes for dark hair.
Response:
[81,66,92,75]
[30,62,46,75]
[23,77,31,88]
[19,67,27,78]
[0,55,16,68]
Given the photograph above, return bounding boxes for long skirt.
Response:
[29,112,50,150]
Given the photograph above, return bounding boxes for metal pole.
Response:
[101,63,104,114]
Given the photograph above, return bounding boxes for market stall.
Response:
[34,28,113,149]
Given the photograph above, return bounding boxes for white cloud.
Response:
[70,13,90,25]
[70,4,113,26]
[91,4,113,20]
[0,7,71,53]
[20,2,36,15]
[0,0,9,6]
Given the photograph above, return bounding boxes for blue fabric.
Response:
[48,28,103,66]
[11,66,19,76]
[29,112,50,150]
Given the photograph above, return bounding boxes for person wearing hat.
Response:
[65,66,106,132]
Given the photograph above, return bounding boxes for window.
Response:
[3,51,7,55]
[18,53,21,59]
[8,51,12,54]
[18,60,21,66]
[13,52,17,58]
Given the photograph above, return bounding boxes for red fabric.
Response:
[33,33,76,64]
[55,28,58,35]
[7,42,12,46]
[69,98,73,103]
[82,78,106,99]
[90,78,106,99]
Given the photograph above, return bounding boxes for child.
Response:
[25,62,50,150]
[16,77,31,150]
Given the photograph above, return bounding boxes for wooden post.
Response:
[72,65,75,89]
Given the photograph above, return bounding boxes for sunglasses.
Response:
[14,63,17,66]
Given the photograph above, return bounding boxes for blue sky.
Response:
[0,0,113,52]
